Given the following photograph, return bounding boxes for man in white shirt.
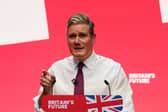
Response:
[33,13,134,112]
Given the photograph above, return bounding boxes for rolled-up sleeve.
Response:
[33,87,44,112]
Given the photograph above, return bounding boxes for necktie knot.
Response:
[78,62,84,70]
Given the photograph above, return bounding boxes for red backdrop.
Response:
[0,0,167,111]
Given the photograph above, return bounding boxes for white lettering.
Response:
[48,100,74,109]
[129,73,156,84]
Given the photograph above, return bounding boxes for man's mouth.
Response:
[74,47,84,50]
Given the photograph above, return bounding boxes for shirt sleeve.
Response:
[33,87,45,112]
[111,64,135,112]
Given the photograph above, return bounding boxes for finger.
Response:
[44,75,56,85]
[51,79,56,85]
[50,75,56,84]
[50,75,56,80]
[40,81,52,87]
[43,71,55,83]
[40,77,53,87]
[41,72,53,82]
[42,69,48,76]
[42,70,53,81]
[40,76,52,85]
[41,69,56,85]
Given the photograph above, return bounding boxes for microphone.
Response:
[72,79,77,85]
[104,80,111,95]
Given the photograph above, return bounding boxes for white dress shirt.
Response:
[33,51,134,112]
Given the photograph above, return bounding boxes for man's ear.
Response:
[92,34,96,44]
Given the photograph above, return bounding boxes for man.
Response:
[33,13,134,112]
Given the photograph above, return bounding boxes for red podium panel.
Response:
[42,95,123,112]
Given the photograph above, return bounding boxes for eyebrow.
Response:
[68,32,88,37]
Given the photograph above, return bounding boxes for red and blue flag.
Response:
[85,95,123,112]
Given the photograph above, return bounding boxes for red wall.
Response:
[0,0,167,111]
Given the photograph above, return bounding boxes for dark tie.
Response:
[74,62,85,95]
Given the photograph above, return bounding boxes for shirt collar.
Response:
[72,50,97,70]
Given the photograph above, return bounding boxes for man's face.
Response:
[67,23,95,61]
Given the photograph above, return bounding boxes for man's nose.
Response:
[74,36,80,43]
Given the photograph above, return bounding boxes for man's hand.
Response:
[40,70,56,95]
[38,70,56,107]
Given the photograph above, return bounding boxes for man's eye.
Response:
[69,34,76,38]
[79,33,87,37]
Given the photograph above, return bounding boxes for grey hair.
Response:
[67,13,95,37]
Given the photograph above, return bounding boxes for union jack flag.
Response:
[85,95,123,112]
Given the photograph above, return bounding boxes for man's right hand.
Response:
[40,70,56,95]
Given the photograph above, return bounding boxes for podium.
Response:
[42,95,123,112]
